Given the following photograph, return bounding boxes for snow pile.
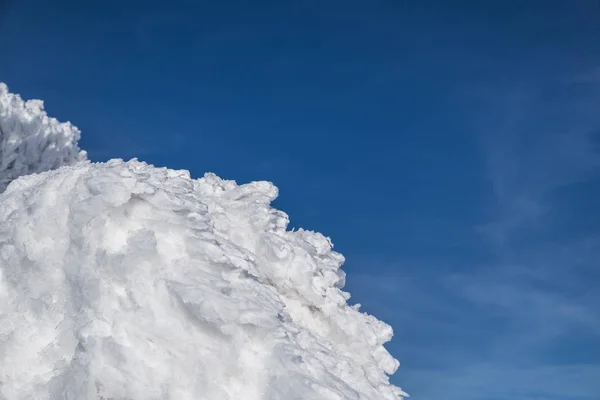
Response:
[0,83,86,193]
[0,84,405,400]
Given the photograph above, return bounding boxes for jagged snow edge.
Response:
[0,82,87,193]
[0,83,407,399]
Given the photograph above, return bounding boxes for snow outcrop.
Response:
[0,83,86,193]
[0,83,405,400]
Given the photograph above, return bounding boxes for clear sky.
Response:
[1,1,599,399]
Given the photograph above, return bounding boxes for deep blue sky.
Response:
[2,1,600,399]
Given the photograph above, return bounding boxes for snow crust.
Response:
[0,83,87,193]
[0,84,405,400]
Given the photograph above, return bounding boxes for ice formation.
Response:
[0,83,87,193]
[0,83,406,400]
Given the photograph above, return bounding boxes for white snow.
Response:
[0,83,406,400]
[0,83,87,193]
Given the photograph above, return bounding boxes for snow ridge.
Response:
[0,83,406,400]
[0,83,87,193]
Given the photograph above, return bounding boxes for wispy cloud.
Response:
[478,86,600,247]
[453,75,600,398]
[349,72,600,400]
[446,249,600,348]
[351,246,600,399]
[402,363,600,400]
[570,66,600,85]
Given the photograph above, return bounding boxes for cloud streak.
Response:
[402,363,600,400]
[478,85,600,247]
[352,72,600,400]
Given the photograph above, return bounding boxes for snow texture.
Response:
[0,83,87,193]
[0,83,406,400]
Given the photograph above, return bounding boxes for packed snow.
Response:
[0,83,406,400]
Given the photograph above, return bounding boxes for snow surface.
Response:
[0,83,406,400]
[0,83,87,193]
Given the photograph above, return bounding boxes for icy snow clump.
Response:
[0,83,406,400]
[0,83,87,193]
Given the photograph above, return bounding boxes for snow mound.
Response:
[0,85,405,400]
[0,83,87,193]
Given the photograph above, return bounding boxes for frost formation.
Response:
[0,83,87,193]
[0,83,405,400]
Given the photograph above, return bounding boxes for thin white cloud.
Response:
[446,260,600,338]
[353,75,600,399]
[570,66,600,85]
[402,363,600,400]
[478,81,600,247]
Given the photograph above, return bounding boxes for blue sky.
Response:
[1,1,600,399]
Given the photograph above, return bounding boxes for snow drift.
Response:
[0,83,405,400]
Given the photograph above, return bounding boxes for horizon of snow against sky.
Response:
[0,81,405,397]
[1,1,600,399]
